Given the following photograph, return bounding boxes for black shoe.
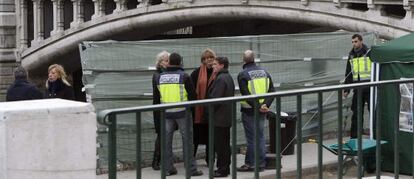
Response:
[237,165,264,172]
[191,170,203,176]
[151,158,160,170]
[237,165,254,172]
[166,168,177,176]
[259,167,265,172]
[213,171,229,177]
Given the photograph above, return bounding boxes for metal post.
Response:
[337,90,343,179]
[412,82,414,179]
[376,85,381,179]
[231,102,237,179]
[184,108,191,179]
[357,89,363,179]
[275,97,282,179]
[208,105,215,179]
[253,101,260,179]
[318,92,323,179]
[394,85,399,179]
[160,110,166,179]
[136,112,141,179]
[296,95,302,179]
[108,114,117,179]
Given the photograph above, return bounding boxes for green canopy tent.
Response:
[371,33,414,175]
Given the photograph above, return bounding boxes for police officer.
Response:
[343,34,371,139]
[237,50,275,172]
[153,52,203,176]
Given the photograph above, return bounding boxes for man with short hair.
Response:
[153,52,203,176]
[343,34,372,138]
[6,66,43,101]
[237,50,275,172]
[207,56,235,177]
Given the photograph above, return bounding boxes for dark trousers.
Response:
[194,123,209,163]
[350,87,370,138]
[153,133,161,159]
[214,126,231,174]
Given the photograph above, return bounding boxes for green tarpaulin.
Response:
[371,33,414,175]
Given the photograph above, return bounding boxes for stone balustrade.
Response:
[15,0,413,53]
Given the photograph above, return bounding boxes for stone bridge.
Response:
[0,0,413,99]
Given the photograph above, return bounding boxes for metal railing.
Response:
[98,79,414,179]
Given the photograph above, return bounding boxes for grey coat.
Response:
[207,69,235,127]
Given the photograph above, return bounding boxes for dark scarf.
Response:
[48,79,65,94]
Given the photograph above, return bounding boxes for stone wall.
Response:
[0,0,17,101]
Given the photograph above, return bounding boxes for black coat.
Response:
[152,67,164,134]
[191,66,214,123]
[45,79,75,100]
[207,69,235,127]
[6,79,43,101]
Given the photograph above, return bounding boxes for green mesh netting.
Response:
[79,31,378,170]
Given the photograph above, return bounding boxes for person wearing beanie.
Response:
[6,66,43,101]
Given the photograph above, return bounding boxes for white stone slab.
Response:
[0,99,96,179]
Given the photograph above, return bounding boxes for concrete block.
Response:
[0,99,96,179]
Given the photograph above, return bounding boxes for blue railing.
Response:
[98,79,414,179]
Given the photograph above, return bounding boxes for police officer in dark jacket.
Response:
[153,52,203,176]
[6,66,43,101]
[207,56,235,177]
[343,34,371,139]
[237,50,275,171]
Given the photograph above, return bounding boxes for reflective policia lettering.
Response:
[159,74,181,84]
[248,70,267,79]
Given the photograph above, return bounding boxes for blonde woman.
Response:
[190,48,216,165]
[45,64,75,100]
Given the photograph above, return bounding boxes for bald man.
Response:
[237,50,275,172]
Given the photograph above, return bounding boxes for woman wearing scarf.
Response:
[190,48,217,164]
[45,64,75,100]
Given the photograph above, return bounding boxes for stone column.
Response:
[333,0,342,8]
[137,0,145,7]
[19,0,28,49]
[71,0,84,28]
[114,0,127,13]
[92,0,105,19]
[0,0,17,101]
[31,0,45,46]
[51,0,64,36]
[403,0,413,20]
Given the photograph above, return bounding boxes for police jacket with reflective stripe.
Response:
[344,44,370,93]
[237,62,275,114]
[153,66,196,119]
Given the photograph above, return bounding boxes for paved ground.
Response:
[97,139,411,179]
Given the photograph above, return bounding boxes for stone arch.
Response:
[22,4,412,74]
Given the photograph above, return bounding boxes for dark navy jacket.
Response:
[6,79,43,101]
[237,62,275,114]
